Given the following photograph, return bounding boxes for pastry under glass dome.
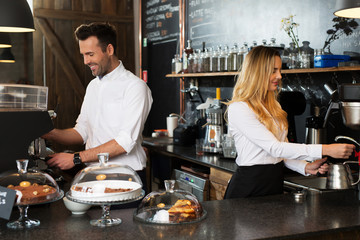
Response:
[0,159,63,229]
[134,180,207,224]
[66,153,144,227]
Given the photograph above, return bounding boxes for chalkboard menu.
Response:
[144,0,179,43]
[186,0,360,55]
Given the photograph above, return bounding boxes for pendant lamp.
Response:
[0,33,11,48]
[0,0,35,32]
[0,48,15,63]
[334,0,360,18]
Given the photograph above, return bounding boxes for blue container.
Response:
[314,55,350,68]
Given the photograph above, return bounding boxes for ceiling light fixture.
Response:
[334,0,360,18]
[0,0,35,32]
[0,33,11,48]
[0,48,15,63]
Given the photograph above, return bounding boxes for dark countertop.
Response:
[1,190,360,239]
[143,137,237,173]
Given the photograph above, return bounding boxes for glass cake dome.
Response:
[67,153,143,203]
[134,180,207,225]
[0,159,63,229]
[66,153,144,227]
[0,159,62,206]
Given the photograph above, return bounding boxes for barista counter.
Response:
[142,137,237,173]
[1,190,360,239]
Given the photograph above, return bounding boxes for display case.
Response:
[0,84,48,111]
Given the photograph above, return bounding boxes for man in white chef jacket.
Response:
[43,22,153,194]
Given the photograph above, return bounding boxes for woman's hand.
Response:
[305,157,329,175]
[322,144,355,159]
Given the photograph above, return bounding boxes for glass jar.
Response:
[171,56,176,74]
[217,45,228,72]
[237,46,246,71]
[188,53,195,73]
[201,48,210,72]
[209,46,218,72]
[229,43,239,71]
[288,52,300,69]
[269,38,277,46]
[182,40,193,73]
[223,45,230,72]
[193,49,201,73]
[300,41,314,68]
[299,51,311,69]
[174,54,182,74]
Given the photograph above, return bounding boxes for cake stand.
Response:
[66,190,145,227]
[7,190,64,229]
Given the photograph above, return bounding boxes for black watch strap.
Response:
[73,152,82,165]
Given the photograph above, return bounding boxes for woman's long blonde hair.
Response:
[226,46,288,139]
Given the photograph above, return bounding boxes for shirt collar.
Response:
[97,60,124,81]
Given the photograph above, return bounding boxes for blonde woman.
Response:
[224,46,354,199]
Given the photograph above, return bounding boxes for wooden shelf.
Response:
[166,66,360,78]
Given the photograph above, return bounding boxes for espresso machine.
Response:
[0,84,54,174]
[202,89,224,153]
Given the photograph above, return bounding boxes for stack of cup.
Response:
[166,115,178,137]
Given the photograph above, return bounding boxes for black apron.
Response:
[224,161,284,199]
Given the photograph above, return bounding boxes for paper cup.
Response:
[166,116,178,137]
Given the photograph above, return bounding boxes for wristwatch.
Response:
[73,152,82,165]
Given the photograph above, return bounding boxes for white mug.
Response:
[166,116,178,137]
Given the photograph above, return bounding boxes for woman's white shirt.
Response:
[228,101,322,175]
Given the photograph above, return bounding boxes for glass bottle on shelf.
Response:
[223,45,230,72]
[300,41,314,68]
[287,42,300,69]
[229,43,238,72]
[174,54,182,74]
[182,40,193,73]
[193,49,201,73]
[237,46,246,71]
[262,39,267,46]
[243,42,249,52]
[250,40,257,50]
[188,53,195,73]
[209,47,218,72]
[171,55,176,74]
[201,48,210,72]
[216,46,223,72]
[299,51,311,69]
[269,38,277,46]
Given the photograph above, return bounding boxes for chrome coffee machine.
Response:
[203,102,224,153]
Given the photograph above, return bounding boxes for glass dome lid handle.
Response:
[97,153,109,166]
[164,180,175,193]
[16,159,29,174]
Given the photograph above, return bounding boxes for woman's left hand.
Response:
[305,157,329,175]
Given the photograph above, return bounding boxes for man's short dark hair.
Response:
[74,22,117,53]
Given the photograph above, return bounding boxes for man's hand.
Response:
[46,153,75,170]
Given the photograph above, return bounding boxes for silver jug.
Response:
[203,107,223,153]
[326,162,360,189]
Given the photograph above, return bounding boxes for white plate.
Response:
[70,180,142,202]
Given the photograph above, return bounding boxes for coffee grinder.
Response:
[203,88,224,153]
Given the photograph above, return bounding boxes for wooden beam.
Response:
[34,8,133,23]
[36,17,85,102]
